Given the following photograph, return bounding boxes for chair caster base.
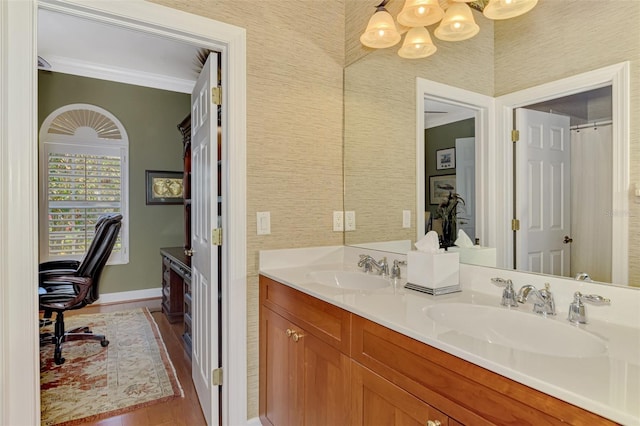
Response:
[101,339,109,347]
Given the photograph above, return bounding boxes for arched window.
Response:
[39,104,129,264]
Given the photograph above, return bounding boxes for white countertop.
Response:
[259,246,640,425]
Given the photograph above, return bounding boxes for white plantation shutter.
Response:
[40,104,129,264]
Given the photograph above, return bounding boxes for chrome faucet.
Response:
[516,283,556,315]
[574,272,593,282]
[358,255,389,277]
[568,291,610,324]
[491,277,518,307]
[390,259,406,279]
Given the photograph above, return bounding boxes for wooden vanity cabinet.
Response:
[351,315,616,426]
[259,276,616,426]
[259,276,351,426]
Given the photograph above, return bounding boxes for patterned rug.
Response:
[40,308,183,426]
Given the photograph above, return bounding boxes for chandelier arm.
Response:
[375,0,391,11]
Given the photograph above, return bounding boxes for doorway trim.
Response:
[416,78,495,251]
[0,1,247,424]
[495,62,630,284]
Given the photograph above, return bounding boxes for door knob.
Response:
[563,236,573,244]
[286,329,294,337]
[292,332,303,343]
[426,421,441,426]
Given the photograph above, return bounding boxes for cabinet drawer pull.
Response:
[292,332,303,343]
[286,329,294,338]
[426,421,441,426]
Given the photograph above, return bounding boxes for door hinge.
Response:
[212,368,223,386]
[212,228,223,246]
[511,219,520,231]
[211,87,222,105]
[511,129,520,142]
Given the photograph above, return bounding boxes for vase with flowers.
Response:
[434,191,465,248]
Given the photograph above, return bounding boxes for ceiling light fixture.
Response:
[360,0,538,59]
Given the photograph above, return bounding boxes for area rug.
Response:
[40,308,183,426]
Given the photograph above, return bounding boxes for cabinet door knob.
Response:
[426,421,441,426]
[285,329,294,338]
[292,332,303,343]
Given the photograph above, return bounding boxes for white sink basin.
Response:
[307,270,389,290]
[425,303,607,358]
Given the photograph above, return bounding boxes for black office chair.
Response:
[39,213,123,364]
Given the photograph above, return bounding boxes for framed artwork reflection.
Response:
[429,174,456,205]
[145,170,183,205]
[436,147,455,170]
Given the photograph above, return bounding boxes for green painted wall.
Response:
[38,71,190,294]
[425,118,475,216]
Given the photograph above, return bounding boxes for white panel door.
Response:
[191,52,220,426]
[455,137,475,241]
[515,109,571,276]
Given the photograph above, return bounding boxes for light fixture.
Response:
[360,1,402,48]
[398,26,438,58]
[361,0,537,59]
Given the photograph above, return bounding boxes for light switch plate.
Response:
[257,211,271,235]
[333,211,344,231]
[403,210,411,228]
[345,211,356,231]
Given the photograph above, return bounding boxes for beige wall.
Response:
[150,0,345,417]
[494,0,640,284]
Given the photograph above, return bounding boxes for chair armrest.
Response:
[39,276,93,309]
[39,260,80,273]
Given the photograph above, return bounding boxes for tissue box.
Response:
[407,250,459,289]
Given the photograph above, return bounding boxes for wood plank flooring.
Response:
[44,298,207,426]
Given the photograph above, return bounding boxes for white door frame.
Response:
[416,78,495,252]
[495,62,630,285]
[0,1,247,424]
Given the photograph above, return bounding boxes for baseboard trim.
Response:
[96,288,161,305]
[246,417,261,426]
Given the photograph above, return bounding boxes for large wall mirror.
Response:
[343,0,639,287]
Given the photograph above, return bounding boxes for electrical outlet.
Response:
[345,211,356,231]
[402,210,411,228]
[257,211,271,235]
[333,211,344,231]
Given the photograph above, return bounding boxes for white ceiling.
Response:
[424,99,475,129]
[38,9,203,93]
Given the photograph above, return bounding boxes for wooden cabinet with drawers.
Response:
[259,275,351,426]
[259,275,616,426]
[160,247,192,355]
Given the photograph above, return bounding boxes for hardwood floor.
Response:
[45,298,207,426]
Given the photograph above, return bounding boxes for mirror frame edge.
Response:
[416,78,498,262]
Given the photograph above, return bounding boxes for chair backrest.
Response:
[76,214,123,303]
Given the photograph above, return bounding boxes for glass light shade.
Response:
[398,27,437,59]
[360,9,402,48]
[397,0,445,27]
[434,3,479,41]
[483,0,538,20]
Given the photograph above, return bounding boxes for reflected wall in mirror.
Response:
[344,0,639,287]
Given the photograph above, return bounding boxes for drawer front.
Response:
[351,361,448,426]
[260,275,351,354]
[351,315,615,426]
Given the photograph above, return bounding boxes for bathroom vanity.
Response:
[259,246,640,426]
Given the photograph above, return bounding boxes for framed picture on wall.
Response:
[436,148,455,170]
[429,174,456,205]
[145,170,184,205]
